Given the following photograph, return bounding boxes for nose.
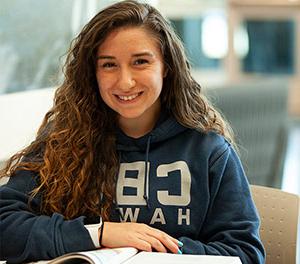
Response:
[117,66,136,92]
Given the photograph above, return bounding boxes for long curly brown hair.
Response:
[0,0,234,221]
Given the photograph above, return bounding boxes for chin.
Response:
[118,111,144,120]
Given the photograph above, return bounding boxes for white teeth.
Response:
[118,93,139,101]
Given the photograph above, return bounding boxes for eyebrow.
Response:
[97,55,114,60]
[133,52,154,57]
[97,52,154,60]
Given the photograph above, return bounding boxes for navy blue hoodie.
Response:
[0,112,265,263]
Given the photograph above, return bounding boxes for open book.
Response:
[37,247,242,264]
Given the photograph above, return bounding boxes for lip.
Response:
[115,91,143,103]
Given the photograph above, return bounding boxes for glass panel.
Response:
[170,18,221,69]
[0,0,111,94]
[242,20,295,74]
[0,0,78,94]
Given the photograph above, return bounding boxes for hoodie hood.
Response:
[116,110,187,152]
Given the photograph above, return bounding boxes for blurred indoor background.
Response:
[0,0,299,195]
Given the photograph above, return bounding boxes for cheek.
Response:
[150,69,164,92]
[96,75,112,104]
[97,74,112,93]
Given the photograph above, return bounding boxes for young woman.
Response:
[0,1,265,263]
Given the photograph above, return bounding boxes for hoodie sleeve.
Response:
[0,170,95,263]
[178,145,265,264]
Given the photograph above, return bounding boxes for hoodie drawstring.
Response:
[115,135,152,219]
[115,150,124,221]
[143,135,152,209]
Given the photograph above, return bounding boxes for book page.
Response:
[47,247,138,264]
[123,252,242,264]
[81,247,138,264]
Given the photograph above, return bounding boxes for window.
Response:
[0,0,110,94]
[242,20,295,74]
[170,14,227,69]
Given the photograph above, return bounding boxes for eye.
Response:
[133,59,149,65]
[101,62,117,68]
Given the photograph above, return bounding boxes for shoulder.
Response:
[1,169,39,194]
[198,130,228,148]
[179,128,238,169]
[186,129,230,156]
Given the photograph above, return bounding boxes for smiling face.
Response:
[96,26,166,136]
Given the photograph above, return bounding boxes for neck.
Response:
[118,102,161,138]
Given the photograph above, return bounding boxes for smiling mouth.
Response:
[116,92,143,101]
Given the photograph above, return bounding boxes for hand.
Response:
[101,222,180,254]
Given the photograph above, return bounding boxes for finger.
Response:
[171,237,184,250]
[141,234,168,253]
[146,228,179,254]
[134,237,152,252]
[169,236,180,245]
[159,234,179,254]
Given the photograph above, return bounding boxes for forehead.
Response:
[97,26,161,55]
